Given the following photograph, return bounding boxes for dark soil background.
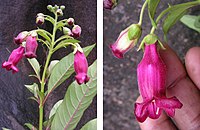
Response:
[0,0,96,130]
[104,0,200,130]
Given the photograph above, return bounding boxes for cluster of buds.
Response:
[47,5,65,16]
[63,18,82,38]
[2,31,38,73]
[73,44,90,85]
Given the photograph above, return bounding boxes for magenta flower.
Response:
[2,46,24,73]
[134,43,183,123]
[14,31,28,45]
[74,50,90,85]
[110,24,141,59]
[103,0,117,10]
[72,25,81,38]
[24,36,38,58]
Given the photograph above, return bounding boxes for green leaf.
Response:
[49,100,63,119]
[148,0,160,28]
[37,29,52,43]
[163,6,187,37]
[45,15,55,25]
[81,119,97,130]
[51,60,97,130]
[194,15,200,28]
[47,44,95,95]
[27,58,41,80]
[25,83,39,98]
[2,128,11,130]
[47,60,60,78]
[180,15,200,33]
[162,1,200,39]
[24,123,37,130]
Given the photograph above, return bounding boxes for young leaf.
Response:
[37,29,52,43]
[180,15,200,33]
[46,60,60,78]
[163,7,187,37]
[27,58,41,80]
[162,1,200,39]
[24,123,37,130]
[45,15,55,25]
[51,60,97,130]
[49,100,63,119]
[148,0,160,28]
[80,118,97,130]
[47,44,95,95]
[25,83,39,98]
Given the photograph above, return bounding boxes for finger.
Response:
[137,97,177,130]
[159,45,186,88]
[160,45,200,130]
[185,47,200,89]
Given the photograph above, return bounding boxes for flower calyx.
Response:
[138,34,166,51]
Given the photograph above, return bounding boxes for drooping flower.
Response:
[134,42,183,123]
[103,0,118,10]
[14,31,29,45]
[110,24,141,59]
[72,25,81,38]
[2,46,25,73]
[24,36,38,58]
[74,50,90,85]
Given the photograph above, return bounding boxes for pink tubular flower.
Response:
[24,36,38,58]
[14,31,28,45]
[74,50,90,85]
[72,25,81,38]
[110,24,141,59]
[134,43,183,123]
[2,46,24,73]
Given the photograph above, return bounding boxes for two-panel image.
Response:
[0,0,199,130]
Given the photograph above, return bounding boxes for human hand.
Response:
[137,46,200,130]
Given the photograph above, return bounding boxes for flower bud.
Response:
[67,18,74,26]
[24,36,38,58]
[134,43,182,122]
[103,0,118,10]
[36,13,45,25]
[56,9,63,16]
[110,24,141,59]
[47,5,53,12]
[14,31,29,45]
[2,46,25,73]
[60,5,65,10]
[72,25,81,38]
[74,50,90,85]
[63,27,73,36]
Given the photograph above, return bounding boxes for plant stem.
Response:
[39,13,58,130]
[138,0,148,26]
